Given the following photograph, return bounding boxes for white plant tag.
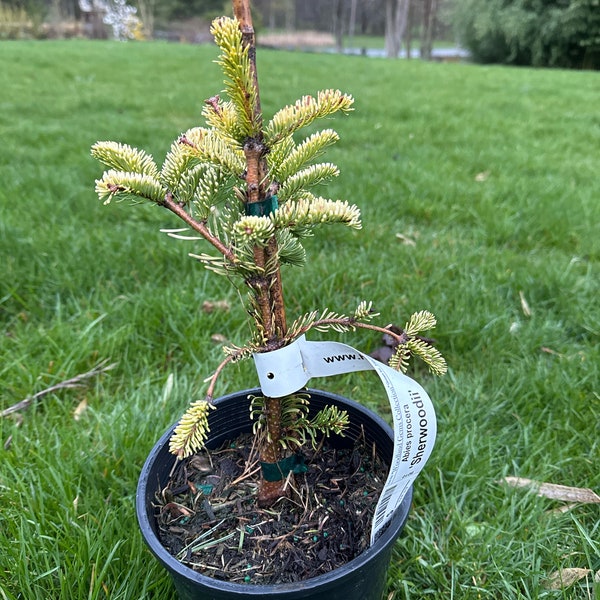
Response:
[253,335,436,544]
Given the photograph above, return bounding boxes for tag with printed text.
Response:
[253,335,436,544]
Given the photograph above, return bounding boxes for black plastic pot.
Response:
[136,388,412,600]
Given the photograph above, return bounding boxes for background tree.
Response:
[420,0,439,59]
[134,0,155,37]
[1,0,453,57]
[452,0,600,69]
[385,0,409,58]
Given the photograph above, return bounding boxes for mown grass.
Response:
[1,40,599,599]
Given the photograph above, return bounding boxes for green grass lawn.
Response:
[1,40,599,599]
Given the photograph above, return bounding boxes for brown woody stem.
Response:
[161,194,237,264]
[233,0,288,506]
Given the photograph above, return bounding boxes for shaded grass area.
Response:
[1,40,599,598]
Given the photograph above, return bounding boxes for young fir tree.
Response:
[91,1,446,507]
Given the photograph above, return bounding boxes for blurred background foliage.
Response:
[1,0,597,68]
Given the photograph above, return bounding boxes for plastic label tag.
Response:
[253,335,436,545]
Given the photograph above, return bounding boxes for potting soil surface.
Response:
[156,433,389,584]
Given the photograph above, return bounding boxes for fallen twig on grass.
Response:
[1,359,116,418]
[499,476,600,504]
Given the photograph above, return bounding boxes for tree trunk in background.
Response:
[267,0,275,29]
[333,0,344,52]
[385,0,409,58]
[395,0,409,55]
[284,0,295,31]
[348,0,357,43]
[385,0,396,57]
[405,0,413,59]
[420,0,439,60]
[137,0,156,38]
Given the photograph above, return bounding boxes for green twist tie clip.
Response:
[245,195,278,217]
[260,454,307,482]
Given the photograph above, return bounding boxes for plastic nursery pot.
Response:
[136,388,413,600]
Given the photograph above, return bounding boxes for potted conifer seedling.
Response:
[91,2,446,598]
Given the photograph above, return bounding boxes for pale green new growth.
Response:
[405,310,438,336]
[202,99,247,148]
[271,197,361,234]
[184,128,246,175]
[354,300,377,321]
[265,89,354,145]
[94,170,165,205]
[210,16,259,137]
[91,141,159,177]
[389,310,448,376]
[278,163,339,203]
[160,139,195,191]
[169,400,216,459]
[270,129,340,182]
[233,215,275,246]
[407,338,447,376]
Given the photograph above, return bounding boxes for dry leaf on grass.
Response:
[519,290,532,317]
[202,300,231,313]
[395,232,416,247]
[545,568,591,590]
[211,333,229,344]
[540,346,563,356]
[500,477,600,504]
[73,398,88,421]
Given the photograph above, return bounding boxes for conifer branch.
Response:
[278,163,339,203]
[272,129,340,182]
[91,142,158,176]
[271,197,361,231]
[211,16,260,136]
[265,90,354,145]
[169,400,216,459]
[160,193,237,264]
[95,170,165,205]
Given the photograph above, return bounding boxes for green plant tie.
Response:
[245,195,278,217]
[260,454,307,482]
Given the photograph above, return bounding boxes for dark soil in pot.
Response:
[137,388,412,600]
[155,430,388,584]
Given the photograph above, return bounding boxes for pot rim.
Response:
[136,387,412,595]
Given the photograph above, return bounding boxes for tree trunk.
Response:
[406,0,413,59]
[232,0,289,508]
[385,0,409,59]
[420,0,439,60]
[348,0,358,42]
[284,0,295,32]
[137,0,156,39]
[395,0,409,57]
[385,0,397,58]
[333,0,344,53]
